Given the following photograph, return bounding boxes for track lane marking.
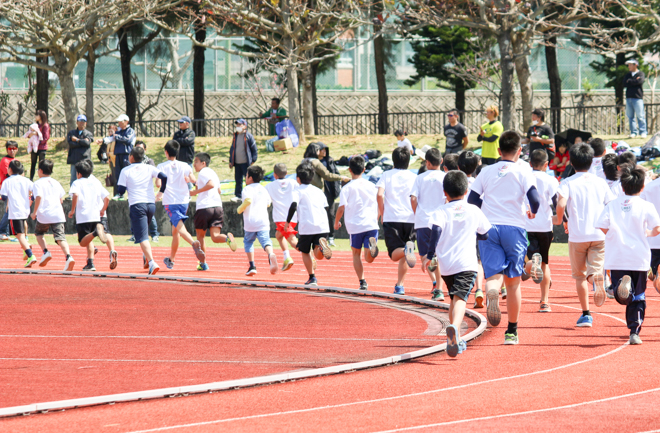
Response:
[0,335,439,342]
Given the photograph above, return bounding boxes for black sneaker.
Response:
[359,280,368,290]
[246,266,257,276]
[305,276,318,286]
[82,263,96,271]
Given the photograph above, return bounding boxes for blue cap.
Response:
[235,118,247,125]
[77,114,87,122]
[177,116,191,123]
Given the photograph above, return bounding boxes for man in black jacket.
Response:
[623,59,647,139]
[66,114,93,186]
[173,116,195,190]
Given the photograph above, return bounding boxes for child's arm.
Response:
[68,194,79,219]
[553,194,567,226]
[284,202,297,231]
[236,198,252,214]
[410,195,418,213]
[334,205,345,231]
[647,226,660,237]
[30,196,41,220]
[100,196,109,218]
[190,179,214,196]
[377,187,385,223]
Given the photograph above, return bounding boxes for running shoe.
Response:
[486,289,501,326]
[226,233,237,252]
[431,288,444,301]
[152,236,159,243]
[539,303,552,313]
[109,251,118,270]
[64,256,75,271]
[394,285,405,295]
[164,257,174,270]
[629,333,643,345]
[404,241,416,268]
[328,237,336,247]
[504,333,519,345]
[305,276,318,286]
[96,223,108,244]
[143,255,149,269]
[368,237,379,258]
[39,251,52,267]
[593,273,606,307]
[576,314,593,327]
[474,290,484,308]
[282,257,294,272]
[446,324,459,357]
[24,255,37,268]
[0,234,9,241]
[318,237,333,259]
[246,265,257,276]
[148,261,160,275]
[617,275,631,302]
[23,245,32,260]
[359,280,368,291]
[9,236,18,242]
[82,263,96,271]
[128,235,135,242]
[269,253,278,275]
[458,339,467,354]
[427,256,438,273]
[530,253,544,284]
[197,262,209,271]
[606,286,614,299]
[501,287,507,299]
[192,240,206,262]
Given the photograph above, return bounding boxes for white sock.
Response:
[283,250,290,260]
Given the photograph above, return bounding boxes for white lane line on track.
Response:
[123,300,628,433]
[0,335,438,342]
[0,358,320,365]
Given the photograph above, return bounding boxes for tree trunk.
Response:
[193,24,207,137]
[545,36,561,132]
[311,61,319,135]
[85,47,97,134]
[513,34,533,131]
[286,64,302,139]
[301,65,315,136]
[373,13,388,134]
[36,49,49,116]
[498,30,515,130]
[58,69,80,131]
[455,82,466,122]
[118,27,137,125]
[615,52,626,134]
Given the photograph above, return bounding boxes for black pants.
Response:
[234,162,249,198]
[611,270,647,335]
[326,203,335,237]
[114,154,130,196]
[30,150,46,181]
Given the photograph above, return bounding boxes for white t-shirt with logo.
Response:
[596,195,660,271]
[428,200,492,275]
[470,160,536,228]
[31,177,66,224]
[376,169,417,223]
[293,184,329,235]
[410,170,446,230]
[525,170,558,232]
[195,167,222,210]
[70,177,110,224]
[242,183,272,233]
[117,163,160,206]
[607,179,624,197]
[157,160,192,206]
[589,156,607,180]
[338,178,379,234]
[0,175,33,220]
[557,171,615,243]
[397,138,413,152]
[265,178,298,223]
[640,178,660,249]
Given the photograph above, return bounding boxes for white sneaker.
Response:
[641,133,648,138]
[63,256,75,271]
[630,133,637,138]
[39,251,52,267]
[0,234,9,241]
[230,196,242,203]
[269,253,278,275]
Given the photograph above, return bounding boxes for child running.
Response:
[190,152,237,270]
[0,161,35,266]
[427,171,491,357]
[156,140,205,269]
[588,138,607,179]
[69,160,118,271]
[641,169,660,295]
[596,166,660,345]
[237,165,278,276]
[30,159,74,271]
[334,155,379,290]
[602,153,623,196]
[264,163,298,271]
[468,130,540,345]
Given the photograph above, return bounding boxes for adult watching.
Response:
[521,108,555,161]
[229,118,258,202]
[66,114,93,186]
[443,109,469,155]
[623,59,647,139]
[173,116,195,167]
[29,110,49,181]
[261,98,287,137]
[302,142,349,191]
[111,114,136,200]
[477,105,503,165]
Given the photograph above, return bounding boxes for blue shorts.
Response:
[164,204,189,228]
[129,203,156,244]
[416,228,432,257]
[244,230,272,253]
[349,229,379,250]
[478,224,527,279]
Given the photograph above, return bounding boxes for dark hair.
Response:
[589,138,606,157]
[272,98,281,104]
[618,151,636,167]
[569,143,594,171]
[417,161,427,175]
[425,148,441,167]
[164,140,180,158]
[443,170,469,198]
[499,130,521,155]
[457,151,479,176]
[443,153,459,171]
[394,129,407,137]
[530,149,548,169]
[449,108,458,116]
[303,143,320,159]
[135,140,146,150]
[274,162,287,178]
[247,165,264,183]
[296,162,315,185]
[349,155,366,175]
[532,108,545,121]
[5,140,18,149]
[601,153,619,181]
[392,146,410,170]
[474,164,485,177]
[620,165,646,196]
[36,110,47,125]
[8,160,23,175]
[195,152,211,167]
[75,160,92,178]
[39,159,54,175]
[130,146,145,163]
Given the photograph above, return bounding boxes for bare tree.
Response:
[132,70,171,136]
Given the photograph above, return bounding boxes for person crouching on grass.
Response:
[0,161,35,267]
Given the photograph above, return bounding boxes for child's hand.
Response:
[526,210,536,220]
[68,210,75,219]
[334,221,341,231]
[563,222,569,234]
[156,192,163,202]
[30,212,36,220]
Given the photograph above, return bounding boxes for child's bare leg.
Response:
[577,278,590,311]
[287,235,298,248]
[209,227,229,244]
[450,298,468,328]
[352,247,364,280]
[503,276,522,323]
[246,251,255,262]
[56,239,71,256]
[540,263,551,303]
[477,261,484,291]
[16,233,29,250]
[170,225,180,260]
[80,233,95,248]
[302,252,314,274]
[105,234,115,252]
[35,235,47,252]
[314,245,324,260]
[176,220,194,245]
[364,249,375,263]
[140,240,154,263]
[397,258,407,286]
[195,229,207,261]
[86,242,95,259]
[276,231,288,251]
[265,245,274,256]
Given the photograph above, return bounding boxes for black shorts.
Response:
[297,233,329,255]
[442,271,478,302]
[651,249,660,277]
[383,222,416,258]
[194,206,224,231]
[77,217,110,244]
[10,219,26,235]
[526,231,553,264]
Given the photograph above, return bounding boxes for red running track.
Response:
[2,243,660,432]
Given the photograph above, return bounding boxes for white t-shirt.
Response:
[607,179,624,197]
[338,178,379,234]
[31,177,66,224]
[410,170,446,229]
[429,200,492,275]
[195,167,222,210]
[470,160,536,228]
[70,177,110,224]
[588,156,607,179]
[376,169,417,223]
[525,170,558,232]
[596,195,660,271]
[397,138,413,152]
[117,163,160,206]
[293,184,329,235]
[157,160,192,206]
[265,178,298,223]
[640,178,660,249]
[557,172,616,243]
[0,175,33,220]
[242,183,272,233]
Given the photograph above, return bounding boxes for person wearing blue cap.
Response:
[66,115,94,186]
[229,118,258,202]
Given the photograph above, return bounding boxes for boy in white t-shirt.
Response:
[265,163,298,272]
[394,129,414,155]
[377,146,418,295]
[237,165,278,276]
[596,166,660,345]
[190,152,237,271]
[602,153,623,197]
[410,147,446,301]
[587,138,607,179]
[284,162,333,286]
[0,160,35,267]
[69,160,118,271]
[554,143,616,328]
[427,171,491,357]
[522,150,559,313]
[157,141,205,270]
[30,159,74,271]
[468,131,540,345]
[334,155,379,291]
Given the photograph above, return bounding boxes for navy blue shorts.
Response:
[165,204,189,228]
[350,229,379,250]
[478,224,527,279]
[416,228,433,257]
[130,203,156,244]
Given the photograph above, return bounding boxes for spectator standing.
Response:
[477,106,503,165]
[173,116,195,174]
[29,110,49,181]
[261,98,287,137]
[0,140,18,241]
[522,109,556,161]
[443,109,469,155]
[66,115,93,186]
[111,114,136,200]
[229,118,258,202]
[623,59,647,138]
[302,143,349,191]
[318,143,341,247]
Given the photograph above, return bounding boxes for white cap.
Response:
[415,145,433,160]
[116,114,130,122]
[625,59,639,65]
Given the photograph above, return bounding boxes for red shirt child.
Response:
[0,141,18,186]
